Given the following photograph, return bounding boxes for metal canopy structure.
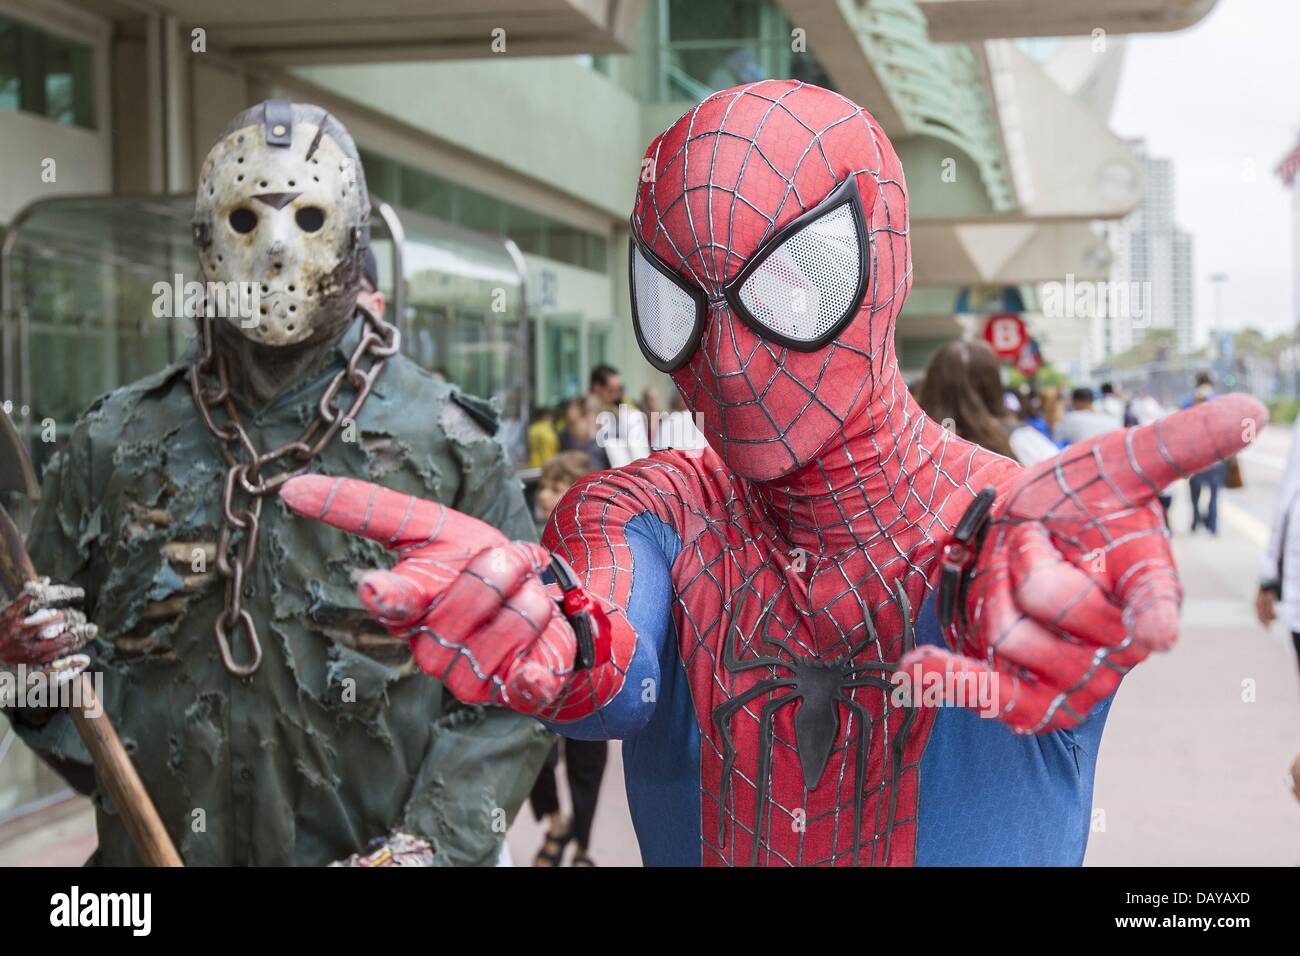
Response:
[72,0,644,64]
[917,0,1217,42]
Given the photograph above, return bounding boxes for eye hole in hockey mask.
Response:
[629,175,872,373]
[192,100,369,348]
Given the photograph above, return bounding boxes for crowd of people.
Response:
[915,341,1231,534]
[527,365,707,477]
[519,363,708,865]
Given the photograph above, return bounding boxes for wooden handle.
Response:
[0,504,36,599]
[67,675,183,867]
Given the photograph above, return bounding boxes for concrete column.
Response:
[114,13,193,193]
[162,15,193,193]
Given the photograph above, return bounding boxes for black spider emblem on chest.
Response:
[712,574,919,864]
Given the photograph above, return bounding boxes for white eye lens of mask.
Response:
[736,202,862,344]
[632,242,699,365]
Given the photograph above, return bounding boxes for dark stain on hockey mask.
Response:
[192,100,369,348]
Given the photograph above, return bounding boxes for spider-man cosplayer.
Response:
[280,81,1263,866]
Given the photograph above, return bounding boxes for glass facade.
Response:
[5,199,192,475]
[541,317,584,406]
[389,204,530,462]
[0,14,95,130]
[360,149,608,274]
[588,325,610,369]
[654,0,830,102]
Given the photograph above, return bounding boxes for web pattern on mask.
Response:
[633,81,908,471]
[546,81,1000,865]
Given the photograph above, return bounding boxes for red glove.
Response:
[903,394,1266,734]
[1,579,95,666]
[280,476,619,716]
[0,578,94,676]
[0,579,94,710]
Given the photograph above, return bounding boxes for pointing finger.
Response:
[280,475,504,556]
[1012,394,1266,516]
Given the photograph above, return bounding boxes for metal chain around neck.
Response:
[188,307,401,676]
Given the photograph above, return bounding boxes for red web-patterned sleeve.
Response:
[540,451,708,728]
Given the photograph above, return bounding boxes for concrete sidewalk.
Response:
[1083,486,1300,865]
[506,741,641,867]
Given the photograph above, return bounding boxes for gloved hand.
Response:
[330,831,435,867]
[0,578,94,708]
[280,475,618,715]
[904,394,1266,734]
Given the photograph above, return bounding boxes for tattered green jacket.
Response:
[15,322,551,865]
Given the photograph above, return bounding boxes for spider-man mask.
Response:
[630,80,911,481]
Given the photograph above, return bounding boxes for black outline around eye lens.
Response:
[626,176,871,371]
[723,175,870,352]
[628,233,707,373]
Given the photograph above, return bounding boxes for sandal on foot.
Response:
[533,827,572,867]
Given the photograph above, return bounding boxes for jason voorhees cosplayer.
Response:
[0,100,549,866]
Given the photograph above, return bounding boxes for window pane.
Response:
[22,252,174,473]
[588,325,610,367]
[546,320,582,402]
[658,0,832,101]
[586,234,608,273]
[0,20,18,113]
[0,14,95,130]
[356,150,608,274]
[546,227,583,270]
[503,205,548,258]
[456,187,503,234]
[400,165,454,221]
[358,149,399,205]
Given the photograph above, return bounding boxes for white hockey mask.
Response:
[193,100,369,347]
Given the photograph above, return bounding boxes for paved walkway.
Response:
[1084,429,1300,865]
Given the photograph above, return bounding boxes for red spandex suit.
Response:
[281,81,1262,866]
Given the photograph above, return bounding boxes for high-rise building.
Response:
[1097,215,1136,359]
[1171,226,1196,351]
[1098,139,1196,358]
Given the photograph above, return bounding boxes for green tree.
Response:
[1107,328,1177,369]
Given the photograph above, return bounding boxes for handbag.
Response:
[1225,455,1244,490]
